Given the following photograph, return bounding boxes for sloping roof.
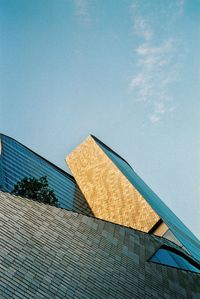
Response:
[0,191,199,299]
[0,133,74,180]
[93,136,200,262]
[0,134,90,214]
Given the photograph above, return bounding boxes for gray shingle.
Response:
[0,191,199,299]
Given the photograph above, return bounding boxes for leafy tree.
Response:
[12,176,58,207]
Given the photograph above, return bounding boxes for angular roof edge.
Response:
[90,134,133,169]
[0,133,75,182]
[91,134,200,262]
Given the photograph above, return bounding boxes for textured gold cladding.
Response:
[66,136,160,232]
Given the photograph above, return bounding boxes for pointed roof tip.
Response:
[0,133,18,139]
[1,133,75,180]
[89,134,133,169]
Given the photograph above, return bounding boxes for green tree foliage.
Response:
[12,176,58,207]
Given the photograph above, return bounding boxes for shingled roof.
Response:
[0,191,199,299]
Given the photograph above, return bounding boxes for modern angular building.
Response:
[0,133,199,298]
[66,135,200,263]
[0,134,92,215]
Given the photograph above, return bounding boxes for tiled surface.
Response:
[0,191,199,299]
[66,136,160,232]
[67,135,200,262]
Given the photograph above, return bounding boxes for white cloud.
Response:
[149,114,160,123]
[130,73,145,89]
[136,39,174,56]
[133,17,153,41]
[129,1,184,123]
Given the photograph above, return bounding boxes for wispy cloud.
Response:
[129,1,185,123]
[74,0,90,24]
[133,16,153,41]
[149,114,161,123]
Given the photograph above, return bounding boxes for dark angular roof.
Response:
[0,191,199,299]
[0,133,75,181]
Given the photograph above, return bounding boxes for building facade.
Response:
[0,191,199,298]
[0,134,92,215]
[0,133,199,298]
[66,135,200,263]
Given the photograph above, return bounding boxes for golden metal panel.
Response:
[66,136,160,232]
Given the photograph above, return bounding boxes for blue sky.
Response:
[1,0,200,238]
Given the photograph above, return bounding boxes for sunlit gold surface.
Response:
[66,136,160,232]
